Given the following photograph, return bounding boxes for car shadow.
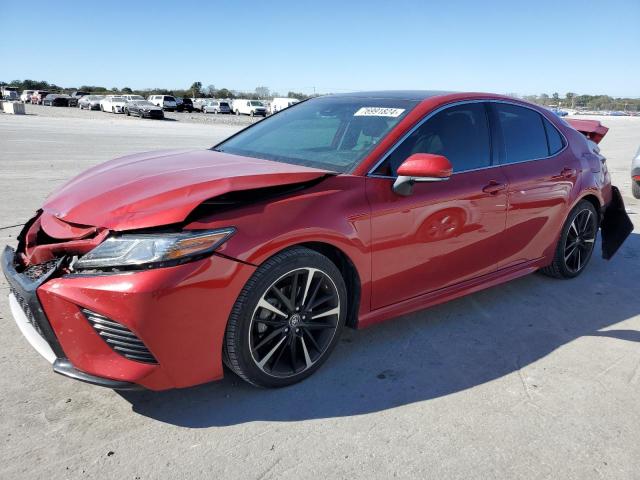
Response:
[120,232,640,427]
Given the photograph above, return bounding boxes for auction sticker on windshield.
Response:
[354,107,405,117]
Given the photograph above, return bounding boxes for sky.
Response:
[3,0,639,97]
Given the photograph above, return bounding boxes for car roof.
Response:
[327,90,455,101]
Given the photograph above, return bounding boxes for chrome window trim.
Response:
[366,99,569,179]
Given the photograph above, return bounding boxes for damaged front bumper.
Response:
[2,246,140,389]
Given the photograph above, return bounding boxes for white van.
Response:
[270,97,300,114]
[232,99,267,117]
[148,95,177,111]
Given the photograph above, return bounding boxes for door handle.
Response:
[560,167,577,178]
[482,180,506,194]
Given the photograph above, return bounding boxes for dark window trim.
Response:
[487,102,569,167]
[368,99,568,179]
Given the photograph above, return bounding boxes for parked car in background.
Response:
[148,95,177,111]
[78,95,105,110]
[124,100,164,119]
[1,86,19,100]
[20,90,35,103]
[631,146,640,198]
[550,108,568,117]
[30,91,50,105]
[100,95,127,113]
[192,98,207,111]
[68,91,90,107]
[122,94,146,102]
[42,94,71,107]
[270,97,300,114]
[233,99,267,116]
[176,97,194,112]
[202,99,231,114]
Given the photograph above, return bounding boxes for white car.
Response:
[270,97,300,114]
[100,95,127,113]
[232,99,267,117]
[148,95,177,111]
[20,90,35,103]
[122,95,146,102]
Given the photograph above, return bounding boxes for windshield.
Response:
[136,101,155,106]
[216,96,418,172]
[111,96,125,101]
[249,101,264,107]
[129,95,144,100]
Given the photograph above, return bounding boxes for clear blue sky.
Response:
[3,0,639,97]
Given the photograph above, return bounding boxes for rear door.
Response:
[367,102,509,309]
[489,103,579,268]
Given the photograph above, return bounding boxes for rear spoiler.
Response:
[565,119,609,144]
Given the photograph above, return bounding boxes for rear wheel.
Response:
[632,181,640,199]
[224,247,347,388]
[541,200,599,279]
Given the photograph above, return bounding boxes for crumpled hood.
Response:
[43,149,331,231]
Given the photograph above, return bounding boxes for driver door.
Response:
[366,102,509,309]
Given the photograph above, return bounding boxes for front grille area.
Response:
[10,286,44,337]
[82,309,158,364]
[22,259,60,282]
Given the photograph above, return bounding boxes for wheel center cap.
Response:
[289,314,301,327]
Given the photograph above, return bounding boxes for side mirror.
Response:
[392,153,452,196]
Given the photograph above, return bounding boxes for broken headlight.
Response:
[74,228,235,271]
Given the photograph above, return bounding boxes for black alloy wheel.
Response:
[224,247,347,387]
[541,200,599,278]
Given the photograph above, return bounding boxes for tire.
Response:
[224,247,347,388]
[633,181,640,199]
[540,200,599,279]
[125,108,130,116]
[235,109,239,115]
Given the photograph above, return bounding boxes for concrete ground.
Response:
[1,110,639,479]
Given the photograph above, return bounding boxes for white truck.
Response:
[232,99,267,117]
[270,97,300,114]
[1,86,19,100]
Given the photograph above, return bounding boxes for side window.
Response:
[374,103,491,176]
[543,117,564,155]
[494,104,548,163]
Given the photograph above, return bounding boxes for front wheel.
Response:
[224,247,347,388]
[540,200,599,278]
[633,181,640,199]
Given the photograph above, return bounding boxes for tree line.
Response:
[520,92,639,111]
[0,79,313,101]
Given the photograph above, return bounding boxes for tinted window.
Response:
[376,103,491,176]
[494,104,548,163]
[543,117,564,155]
[164,96,175,101]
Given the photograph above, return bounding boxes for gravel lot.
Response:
[1,109,639,479]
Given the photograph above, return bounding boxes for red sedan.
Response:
[2,91,632,390]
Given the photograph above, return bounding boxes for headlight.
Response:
[74,228,235,271]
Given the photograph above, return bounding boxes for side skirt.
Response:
[358,258,545,329]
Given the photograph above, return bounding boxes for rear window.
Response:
[493,104,548,164]
[543,117,564,155]
[164,96,175,101]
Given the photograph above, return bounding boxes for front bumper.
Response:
[2,246,256,390]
